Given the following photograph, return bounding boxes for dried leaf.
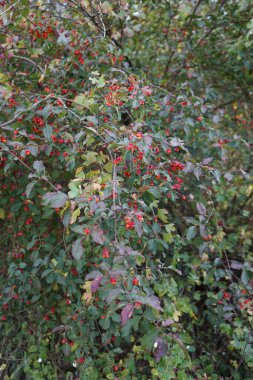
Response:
[199,224,207,238]
[85,270,103,280]
[161,319,175,327]
[183,161,195,173]
[81,281,92,304]
[154,338,168,361]
[121,304,134,326]
[230,261,244,270]
[91,276,103,293]
[196,202,206,216]
[91,225,105,245]
[131,294,162,311]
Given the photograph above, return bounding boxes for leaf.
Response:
[25,181,36,198]
[74,94,91,109]
[202,157,213,165]
[193,166,202,180]
[131,294,162,311]
[91,276,103,293]
[199,224,207,238]
[33,160,45,174]
[196,202,206,216]
[157,209,169,223]
[241,269,249,286]
[230,261,244,270]
[42,191,68,208]
[105,288,124,304]
[81,281,92,304]
[161,319,175,327]
[70,208,80,224]
[147,187,161,199]
[186,226,196,240]
[153,338,168,361]
[26,145,38,156]
[85,151,98,164]
[134,219,143,237]
[43,125,53,139]
[91,225,105,245]
[121,304,134,326]
[0,73,8,84]
[168,333,190,359]
[85,270,103,280]
[163,232,173,243]
[72,238,83,261]
[183,161,195,173]
[89,74,106,88]
[224,172,233,181]
[86,116,98,125]
[57,31,70,45]
[0,208,5,219]
[74,131,85,142]
[169,137,184,147]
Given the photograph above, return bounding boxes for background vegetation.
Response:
[0,0,252,379]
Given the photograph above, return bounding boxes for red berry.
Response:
[110,277,117,285]
[132,277,139,286]
[102,247,110,258]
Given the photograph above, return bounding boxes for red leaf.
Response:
[91,225,105,244]
[121,304,134,326]
[91,276,103,293]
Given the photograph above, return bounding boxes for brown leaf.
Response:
[121,304,134,326]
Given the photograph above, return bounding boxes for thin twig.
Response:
[0,0,19,17]
[11,55,44,73]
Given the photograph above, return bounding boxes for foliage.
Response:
[0,1,252,379]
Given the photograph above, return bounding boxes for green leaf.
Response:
[85,151,98,164]
[186,226,196,241]
[74,94,93,109]
[42,191,68,208]
[158,209,169,223]
[72,238,83,261]
[33,160,45,174]
[43,125,53,139]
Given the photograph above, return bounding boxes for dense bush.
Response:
[0,1,252,379]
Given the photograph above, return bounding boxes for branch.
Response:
[0,95,52,129]
[185,0,203,29]
[11,55,44,73]
[4,150,58,192]
[0,0,20,17]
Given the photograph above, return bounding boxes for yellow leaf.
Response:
[81,281,92,304]
[146,268,153,280]
[93,183,101,191]
[0,208,5,219]
[70,208,81,224]
[173,309,181,322]
[0,73,8,84]
[70,341,79,352]
[163,232,174,243]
